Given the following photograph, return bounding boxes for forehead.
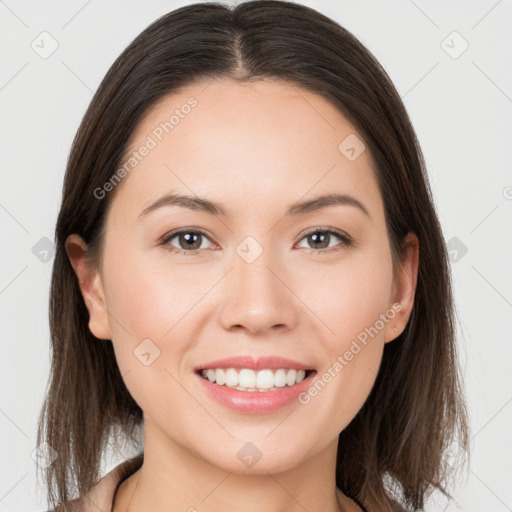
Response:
[110,78,381,221]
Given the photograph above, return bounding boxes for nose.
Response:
[217,245,300,336]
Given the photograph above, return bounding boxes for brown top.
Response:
[108,454,144,511]
[51,454,409,512]
[48,454,144,512]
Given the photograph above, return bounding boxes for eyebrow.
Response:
[137,192,371,220]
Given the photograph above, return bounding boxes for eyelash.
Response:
[159,227,354,256]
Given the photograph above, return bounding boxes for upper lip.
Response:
[195,355,315,372]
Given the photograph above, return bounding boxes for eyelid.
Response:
[159,226,212,243]
[299,226,353,242]
[159,226,354,255]
[296,226,354,251]
[159,227,215,251]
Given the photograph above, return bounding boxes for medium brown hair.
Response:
[37,1,470,510]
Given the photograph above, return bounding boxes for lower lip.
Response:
[194,370,316,414]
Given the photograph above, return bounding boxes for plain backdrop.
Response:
[1,0,511,510]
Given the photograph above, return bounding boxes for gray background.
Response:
[1,0,511,510]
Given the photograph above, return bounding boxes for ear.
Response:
[384,232,419,343]
[65,234,112,340]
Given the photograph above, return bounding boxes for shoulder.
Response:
[389,497,413,512]
[45,453,144,512]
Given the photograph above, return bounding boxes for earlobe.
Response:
[65,234,112,340]
[385,232,419,343]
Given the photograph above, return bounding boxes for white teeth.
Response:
[215,368,226,386]
[239,368,256,388]
[286,369,297,386]
[256,369,274,389]
[200,367,308,391]
[225,368,239,388]
[274,369,287,387]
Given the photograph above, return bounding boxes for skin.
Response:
[66,77,419,512]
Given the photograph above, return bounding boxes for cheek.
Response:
[315,272,389,377]
[107,272,172,340]
[293,254,392,422]
[293,254,393,344]
[103,262,195,415]
[103,254,214,378]
[104,246,204,339]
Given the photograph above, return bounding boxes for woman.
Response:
[38,1,470,511]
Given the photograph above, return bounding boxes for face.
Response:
[67,78,417,476]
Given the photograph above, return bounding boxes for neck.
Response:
[113,416,362,512]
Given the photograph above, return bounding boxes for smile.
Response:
[198,367,313,392]
[194,367,317,414]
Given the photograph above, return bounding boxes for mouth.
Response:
[193,356,318,413]
[195,367,317,392]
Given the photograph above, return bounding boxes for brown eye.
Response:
[305,232,331,249]
[160,229,213,255]
[296,229,352,252]
[174,232,203,251]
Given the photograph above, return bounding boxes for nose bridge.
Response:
[217,233,299,334]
